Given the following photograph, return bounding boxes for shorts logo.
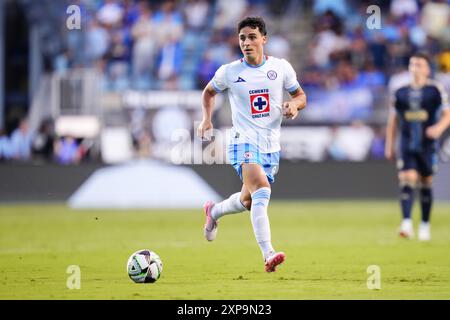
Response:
[243,152,253,159]
[267,70,277,80]
[250,93,270,118]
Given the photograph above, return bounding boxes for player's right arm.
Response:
[197,65,228,140]
[197,82,217,140]
[385,96,398,161]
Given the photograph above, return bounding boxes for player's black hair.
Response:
[238,16,267,36]
[410,52,432,67]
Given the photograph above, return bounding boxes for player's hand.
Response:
[426,125,443,140]
[282,102,299,120]
[197,119,213,141]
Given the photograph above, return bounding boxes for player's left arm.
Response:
[426,84,450,139]
[282,86,307,120]
[426,107,450,139]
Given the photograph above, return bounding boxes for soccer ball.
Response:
[127,249,163,283]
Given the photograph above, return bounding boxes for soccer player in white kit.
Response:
[197,17,307,272]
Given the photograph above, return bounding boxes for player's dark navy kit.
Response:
[393,81,449,176]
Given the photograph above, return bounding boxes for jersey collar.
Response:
[242,55,267,68]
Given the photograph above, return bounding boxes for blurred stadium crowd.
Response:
[1,0,449,163]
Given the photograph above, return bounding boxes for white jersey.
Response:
[211,56,300,153]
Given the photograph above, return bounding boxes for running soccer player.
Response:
[197,17,307,272]
[385,52,450,241]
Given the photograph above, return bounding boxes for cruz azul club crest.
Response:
[249,89,270,119]
[267,70,277,80]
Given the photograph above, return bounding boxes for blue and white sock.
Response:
[250,187,274,259]
[211,192,247,220]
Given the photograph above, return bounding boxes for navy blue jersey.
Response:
[393,81,449,153]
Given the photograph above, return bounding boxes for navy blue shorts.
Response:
[397,150,438,177]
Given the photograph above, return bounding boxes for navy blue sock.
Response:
[400,185,414,220]
[420,187,433,223]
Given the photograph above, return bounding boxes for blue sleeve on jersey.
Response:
[287,82,300,94]
[211,80,223,93]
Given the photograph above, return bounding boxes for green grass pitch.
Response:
[1,201,450,299]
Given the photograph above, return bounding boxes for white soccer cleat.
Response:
[203,201,218,242]
[418,222,431,241]
[399,219,414,239]
[264,251,286,273]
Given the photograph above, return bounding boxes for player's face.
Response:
[409,57,430,78]
[239,26,267,62]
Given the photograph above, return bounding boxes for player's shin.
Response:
[211,192,247,220]
[250,187,274,259]
[400,181,416,220]
[420,186,433,223]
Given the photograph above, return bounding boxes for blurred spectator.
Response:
[370,126,386,160]
[183,0,210,31]
[32,119,55,162]
[97,0,124,28]
[367,33,389,71]
[85,18,110,66]
[155,37,183,82]
[123,0,141,26]
[214,0,248,31]
[54,136,82,165]
[421,0,449,40]
[9,119,34,161]
[206,31,235,66]
[0,130,13,160]
[390,0,419,18]
[266,32,290,59]
[197,50,221,89]
[311,11,350,68]
[313,0,349,18]
[357,60,386,89]
[388,67,411,93]
[436,50,450,93]
[53,50,71,75]
[105,28,131,90]
[153,0,184,46]
[131,1,156,88]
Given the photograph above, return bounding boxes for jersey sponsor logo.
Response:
[404,110,429,122]
[234,77,246,83]
[250,92,270,118]
[267,70,277,80]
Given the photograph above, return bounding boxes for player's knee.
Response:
[241,199,252,211]
[399,171,418,187]
[254,180,270,191]
[420,176,433,188]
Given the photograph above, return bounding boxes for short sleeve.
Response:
[282,59,300,93]
[436,82,449,110]
[211,65,228,93]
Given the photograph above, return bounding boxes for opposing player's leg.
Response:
[416,151,437,241]
[418,175,433,241]
[241,163,285,272]
[398,169,418,239]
